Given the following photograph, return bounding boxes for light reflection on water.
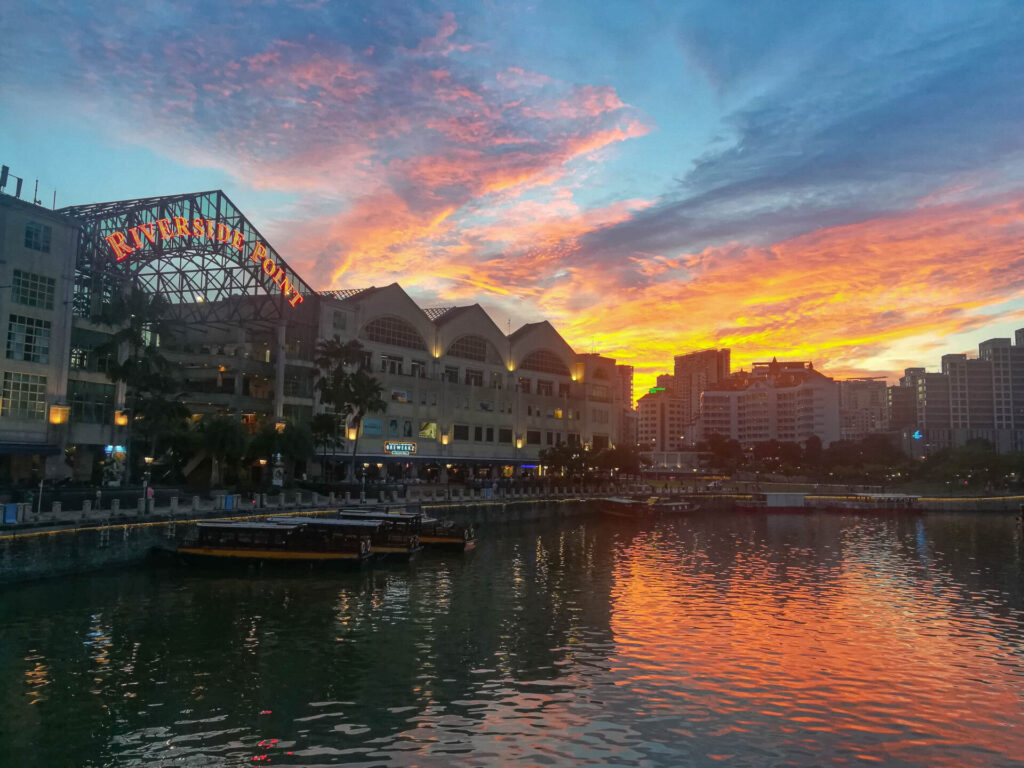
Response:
[1,512,1023,767]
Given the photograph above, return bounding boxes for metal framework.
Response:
[61,190,315,326]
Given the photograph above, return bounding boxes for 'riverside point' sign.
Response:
[103,218,304,308]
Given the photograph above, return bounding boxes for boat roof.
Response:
[339,511,422,521]
[266,516,382,529]
[197,521,300,530]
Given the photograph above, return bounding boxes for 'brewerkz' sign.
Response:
[103,217,304,309]
[384,441,417,456]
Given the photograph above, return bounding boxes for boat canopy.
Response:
[266,516,383,529]
[197,521,301,531]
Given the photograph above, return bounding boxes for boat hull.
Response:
[177,546,368,565]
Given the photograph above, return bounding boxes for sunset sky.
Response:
[3,1,1024,394]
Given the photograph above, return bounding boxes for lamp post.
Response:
[347,425,358,484]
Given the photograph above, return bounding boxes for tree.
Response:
[97,287,186,482]
[313,338,386,481]
[311,412,342,480]
[201,416,248,487]
[539,443,589,477]
[706,432,743,470]
[592,444,649,476]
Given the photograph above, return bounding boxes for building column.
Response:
[234,325,246,416]
[274,323,286,420]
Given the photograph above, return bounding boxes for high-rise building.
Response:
[615,364,636,448]
[838,378,888,440]
[673,349,730,425]
[637,388,688,452]
[698,360,839,447]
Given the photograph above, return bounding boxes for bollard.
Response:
[192,496,201,512]
[137,498,146,514]
[170,497,178,514]
[311,492,320,505]
[345,491,352,503]
[328,492,336,504]
[359,491,366,504]
[82,499,92,514]
[379,490,385,503]
[52,501,61,515]
[111,499,121,514]
[295,491,303,506]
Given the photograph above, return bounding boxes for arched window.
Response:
[360,316,427,350]
[519,349,570,376]
[447,335,489,362]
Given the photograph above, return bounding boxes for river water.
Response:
[2,511,1024,767]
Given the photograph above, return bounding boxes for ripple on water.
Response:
[1,514,1024,767]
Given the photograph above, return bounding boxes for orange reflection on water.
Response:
[608,524,1024,767]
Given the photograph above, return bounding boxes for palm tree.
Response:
[97,287,184,483]
[310,412,341,480]
[313,337,386,482]
[341,369,387,482]
[201,416,248,487]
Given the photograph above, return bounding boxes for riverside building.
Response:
[0,177,627,484]
[697,359,840,447]
[891,331,1024,456]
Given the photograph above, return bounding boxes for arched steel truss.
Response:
[61,190,314,326]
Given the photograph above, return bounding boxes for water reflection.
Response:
[0,512,1021,766]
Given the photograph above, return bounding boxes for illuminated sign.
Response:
[912,430,923,440]
[649,387,665,394]
[384,441,417,456]
[103,218,304,309]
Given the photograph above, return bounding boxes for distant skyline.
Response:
[3,1,1024,394]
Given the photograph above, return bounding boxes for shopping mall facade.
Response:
[0,183,631,484]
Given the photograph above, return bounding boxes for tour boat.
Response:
[603,496,701,517]
[177,520,371,564]
[808,493,920,513]
[337,510,476,552]
[266,516,422,560]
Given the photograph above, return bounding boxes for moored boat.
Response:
[337,510,475,552]
[177,520,371,565]
[266,516,422,561]
[807,493,920,513]
[603,496,701,517]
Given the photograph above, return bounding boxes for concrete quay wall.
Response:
[0,495,603,586]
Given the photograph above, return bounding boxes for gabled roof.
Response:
[430,305,476,325]
[423,306,458,321]
[320,288,373,301]
[508,320,554,343]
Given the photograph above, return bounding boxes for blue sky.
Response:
[3,0,1024,391]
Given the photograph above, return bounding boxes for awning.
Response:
[0,442,60,456]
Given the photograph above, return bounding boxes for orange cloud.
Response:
[550,194,1024,394]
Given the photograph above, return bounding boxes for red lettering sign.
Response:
[103,219,305,310]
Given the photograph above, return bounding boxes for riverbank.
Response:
[3,487,1023,585]
[0,495,598,585]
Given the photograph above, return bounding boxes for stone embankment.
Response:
[0,483,628,585]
